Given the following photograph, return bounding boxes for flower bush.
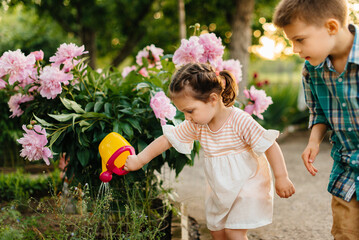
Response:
[0,32,272,195]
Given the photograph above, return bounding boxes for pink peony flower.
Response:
[49,43,88,72]
[150,91,177,125]
[0,79,7,89]
[198,33,224,67]
[243,86,273,120]
[173,36,204,66]
[122,65,137,78]
[221,59,243,83]
[138,67,149,77]
[38,66,73,99]
[136,44,164,68]
[17,125,53,165]
[0,49,36,85]
[30,50,44,61]
[8,93,34,118]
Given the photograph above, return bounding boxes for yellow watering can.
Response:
[99,132,135,182]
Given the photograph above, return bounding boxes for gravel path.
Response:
[162,130,334,239]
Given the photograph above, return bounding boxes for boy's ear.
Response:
[325,18,340,35]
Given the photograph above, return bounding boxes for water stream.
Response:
[97,182,111,200]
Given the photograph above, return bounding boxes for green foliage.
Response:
[0,4,77,57]
[0,176,172,239]
[254,82,309,131]
[0,91,23,167]
[0,169,62,202]
[10,56,197,196]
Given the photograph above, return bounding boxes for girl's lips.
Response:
[305,57,310,60]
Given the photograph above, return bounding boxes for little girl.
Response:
[124,62,295,240]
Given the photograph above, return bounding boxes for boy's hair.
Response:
[170,63,238,107]
[273,0,348,27]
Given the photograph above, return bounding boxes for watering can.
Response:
[99,132,135,182]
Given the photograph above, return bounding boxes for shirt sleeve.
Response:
[234,111,279,155]
[162,120,198,154]
[302,65,330,128]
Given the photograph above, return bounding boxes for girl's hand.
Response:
[275,176,295,198]
[124,155,144,172]
[301,142,319,176]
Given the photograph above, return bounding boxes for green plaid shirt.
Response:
[302,24,359,202]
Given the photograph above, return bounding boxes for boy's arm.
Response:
[301,123,328,176]
[124,135,172,171]
[265,141,295,198]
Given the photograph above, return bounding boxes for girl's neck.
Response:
[207,104,232,132]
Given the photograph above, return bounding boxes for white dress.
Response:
[163,107,278,231]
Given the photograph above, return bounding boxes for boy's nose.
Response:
[184,114,191,121]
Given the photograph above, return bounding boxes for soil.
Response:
[163,130,334,240]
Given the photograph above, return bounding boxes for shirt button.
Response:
[338,78,343,82]
[348,128,352,131]
[342,103,346,107]
[357,176,359,181]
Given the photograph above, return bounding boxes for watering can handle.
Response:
[106,145,135,176]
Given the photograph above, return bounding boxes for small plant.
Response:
[0,169,62,203]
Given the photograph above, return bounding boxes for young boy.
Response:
[273,0,359,239]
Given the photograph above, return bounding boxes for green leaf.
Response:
[120,122,133,139]
[49,129,65,147]
[94,102,104,112]
[127,119,142,133]
[33,114,54,127]
[60,97,86,114]
[76,149,90,167]
[104,103,112,117]
[85,102,95,112]
[82,112,109,119]
[48,113,80,122]
[113,120,120,133]
[135,82,151,90]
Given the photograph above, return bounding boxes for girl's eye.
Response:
[186,110,193,114]
[296,38,304,43]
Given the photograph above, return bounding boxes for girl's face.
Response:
[172,93,218,125]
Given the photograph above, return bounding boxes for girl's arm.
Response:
[124,135,172,171]
[265,141,295,198]
[301,123,328,176]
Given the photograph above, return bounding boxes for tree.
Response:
[3,0,279,74]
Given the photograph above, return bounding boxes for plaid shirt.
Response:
[302,24,359,202]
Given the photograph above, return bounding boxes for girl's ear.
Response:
[209,92,220,105]
[325,18,339,35]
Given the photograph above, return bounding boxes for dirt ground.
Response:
[161,130,334,240]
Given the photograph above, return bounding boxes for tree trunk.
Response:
[178,0,186,40]
[229,0,255,98]
[80,28,97,69]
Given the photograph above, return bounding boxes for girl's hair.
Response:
[169,62,238,107]
[273,0,348,28]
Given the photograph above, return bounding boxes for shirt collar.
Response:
[312,24,359,70]
[347,24,359,65]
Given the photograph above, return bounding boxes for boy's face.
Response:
[283,19,335,66]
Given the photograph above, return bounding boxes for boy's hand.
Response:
[301,142,319,176]
[124,155,144,172]
[275,176,295,198]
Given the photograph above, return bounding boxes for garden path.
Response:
[162,130,333,240]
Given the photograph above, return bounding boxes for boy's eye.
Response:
[296,38,304,43]
[186,110,193,114]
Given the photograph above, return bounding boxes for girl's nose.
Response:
[184,113,191,121]
[293,44,301,54]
